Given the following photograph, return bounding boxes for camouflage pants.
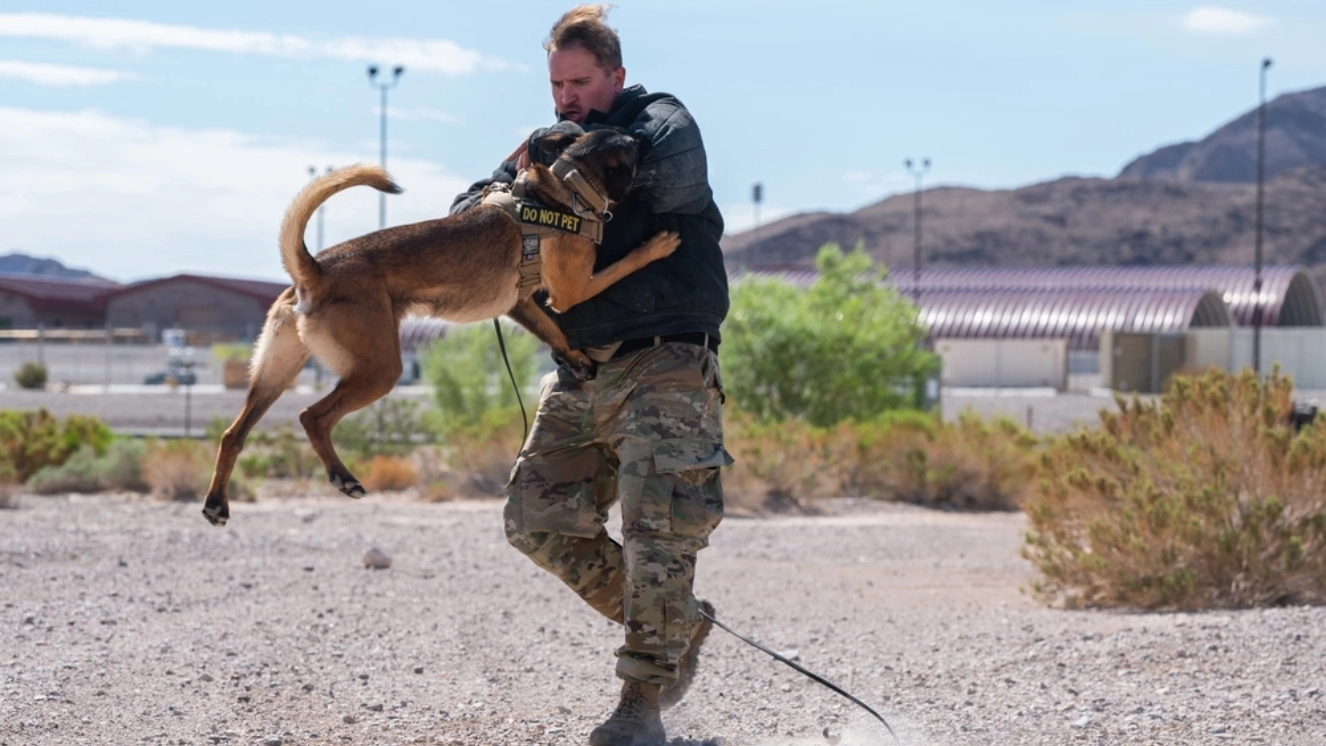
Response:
[504,341,731,686]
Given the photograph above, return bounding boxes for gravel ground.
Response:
[3,491,1324,746]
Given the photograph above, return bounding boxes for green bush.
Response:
[27,439,148,494]
[14,361,48,390]
[421,321,539,435]
[1024,367,1326,610]
[335,397,434,460]
[722,244,938,427]
[237,426,322,480]
[0,409,113,483]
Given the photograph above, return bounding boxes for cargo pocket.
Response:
[507,451,609,540]
[652,439,734,542]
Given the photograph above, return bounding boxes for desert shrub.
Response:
[335,398,434,460]
[237,426,321,480]
[27,439,148,494]
[14,361,48,390]
[411,447,459,502]
[419,322,539,495]
[848,410,1038,510]
[1024,367,1326,610]
[143,439,212,501]
[422,321,539,433]
[723,412,841,510]
[360,454,420,492]
[442,408,527,496]
[0,409,113,483]
[722,408,1038,511]
[722,244,938,426]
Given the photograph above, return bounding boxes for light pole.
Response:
[308,165,333,252]
[1253,57,1272,376]
[367,64,404,230]
[751,182,763,270]
[904,158,931,305]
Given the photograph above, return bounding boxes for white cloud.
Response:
[0,13,514,74]
[391,107,459,124]
[1180,7,1270,35]
[0,59,134,86]
[0,106,471,282]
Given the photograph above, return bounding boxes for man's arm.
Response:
[449,156,517,215]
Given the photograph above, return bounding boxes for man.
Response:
[450,5,730,745]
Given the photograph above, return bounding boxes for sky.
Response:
[2,1,1324,283]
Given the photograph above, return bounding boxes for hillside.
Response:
[1119,85,1326,182]
[722,85,1326,286]
[0,252,106,281]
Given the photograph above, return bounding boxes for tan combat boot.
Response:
[659,599,715,710]
[588,681,666,746]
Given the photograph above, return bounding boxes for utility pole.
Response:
[367,64,404,230]
[1253,57,1272,376]
[751,182,763,270]
[308,165,333,251]
[904,158,931,306]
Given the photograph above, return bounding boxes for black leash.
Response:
[492,319,529,436]
[699,607,900,746]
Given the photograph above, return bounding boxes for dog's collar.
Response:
[506,170,606,244]
[549,158,611,218]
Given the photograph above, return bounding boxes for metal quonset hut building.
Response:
[732,265,1324,352]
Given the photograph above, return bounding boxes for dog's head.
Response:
[533,129,644,209]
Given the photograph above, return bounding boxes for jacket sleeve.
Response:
[449,160,517,215]
[622,99,713,216]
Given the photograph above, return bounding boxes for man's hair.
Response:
[545,4,623,71]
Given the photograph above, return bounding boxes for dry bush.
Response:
[360,454,420,492]
[411,447,459,502]
[441,408,526,497]
[1024,367,1326,610]
[723,409,1037,512]
[723,412,843,512]
[848,410,1038,510]
[143,439,212,501]
[0,482,17,510]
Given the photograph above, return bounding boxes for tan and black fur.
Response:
[202,129,678,526]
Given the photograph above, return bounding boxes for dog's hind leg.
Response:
[203,295,309,526]
[298,304,403,499]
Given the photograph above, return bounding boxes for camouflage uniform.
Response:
[505,341,731,685]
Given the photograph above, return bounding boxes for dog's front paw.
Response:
[643,231,681,261]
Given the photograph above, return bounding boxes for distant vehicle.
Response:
[143,366,197,386]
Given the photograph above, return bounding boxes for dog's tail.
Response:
[278,164,403,285]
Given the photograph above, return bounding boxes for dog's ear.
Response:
[533,131,580,157]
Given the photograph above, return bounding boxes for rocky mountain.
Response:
[0,253,108,281]
[722,85,1326,286]
[1119,85,1326,182]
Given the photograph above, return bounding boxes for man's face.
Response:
[548,45,625,123]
